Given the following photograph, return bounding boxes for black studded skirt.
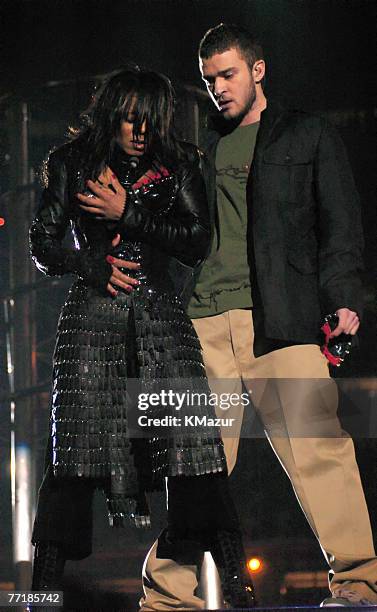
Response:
[47,279,226,522]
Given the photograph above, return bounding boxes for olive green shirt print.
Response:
[189,121,260,319]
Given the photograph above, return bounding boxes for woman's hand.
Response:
[76,169,127,221]
[106,234,140,297]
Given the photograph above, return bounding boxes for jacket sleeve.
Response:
[29,149,112,290]
[116,156,210,267]
[315,120,364,315]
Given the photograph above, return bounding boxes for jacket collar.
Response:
[204,99,286,155]
[253,99,286,159]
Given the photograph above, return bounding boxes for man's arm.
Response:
[314,120,364,335]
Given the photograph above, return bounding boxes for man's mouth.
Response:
[219,100,232,112]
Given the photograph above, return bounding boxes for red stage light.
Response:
[0,218,5,227]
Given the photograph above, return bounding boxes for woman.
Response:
[29,67,254,608]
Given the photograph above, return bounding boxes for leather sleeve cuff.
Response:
[66,249,112,293]
[116,192,145,235]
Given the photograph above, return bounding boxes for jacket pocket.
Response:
[263,147,313,165]
[262,150,313,187]
[261,153,314,204]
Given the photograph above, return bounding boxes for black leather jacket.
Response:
[30,140,210,305]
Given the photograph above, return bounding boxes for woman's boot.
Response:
[32,541,65,590]
[27,541,65,611]
[210,529,256,609]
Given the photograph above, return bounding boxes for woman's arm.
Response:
[119,159,210,267]
[30,148,113,291]
[77,155,211,268]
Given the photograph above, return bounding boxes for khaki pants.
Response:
[140,309,377,610]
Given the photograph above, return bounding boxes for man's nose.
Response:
[214,78,226,98]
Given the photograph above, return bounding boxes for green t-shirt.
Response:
[188,121,260,318]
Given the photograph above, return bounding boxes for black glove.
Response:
[66,248,112,293]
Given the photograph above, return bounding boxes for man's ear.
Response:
[253,60,265,84]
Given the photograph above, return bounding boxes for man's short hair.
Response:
[199,23,264,72]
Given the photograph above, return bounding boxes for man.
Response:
[141,23,377,609]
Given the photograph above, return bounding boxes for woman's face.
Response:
[117,102,147,156]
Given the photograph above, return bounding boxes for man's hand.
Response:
[332,307,360,337]
[106,234,140,297]
[76,169,126,221]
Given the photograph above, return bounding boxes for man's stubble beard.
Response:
[224,84,256,125]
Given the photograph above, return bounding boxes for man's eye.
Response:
[224,73,233,79]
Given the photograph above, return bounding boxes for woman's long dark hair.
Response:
[70,67,183,179]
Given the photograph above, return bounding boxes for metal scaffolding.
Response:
[3,101,36,589]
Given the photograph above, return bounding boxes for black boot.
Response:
[32,541,65,590]
[210,530,256,609]
[27,541,65,611]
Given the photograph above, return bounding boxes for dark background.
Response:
[1,0,376,109]
[0,0,376,607]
